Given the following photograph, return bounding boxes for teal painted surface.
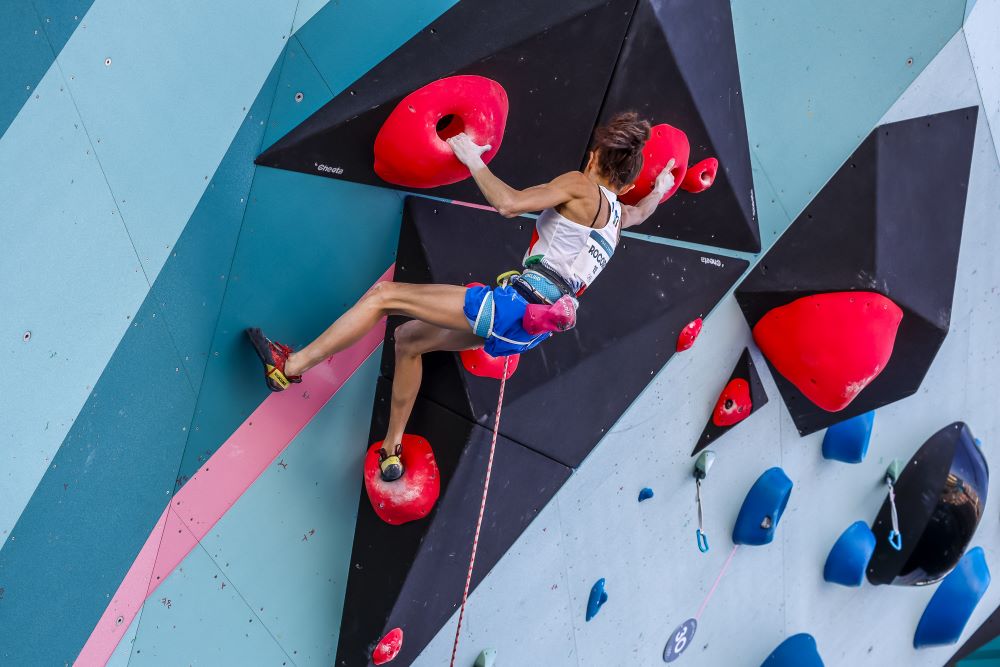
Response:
[732,0,966,236]
[33,0,95,55]
[126,529,294,666]
[0,299,196,666]
[963,635,1000,663]
[1,68,149,548]
[262,36,335,150]
[196,352,380,665]
[179,168,402,485]
[55,0,297,282]
[0,3,53,139]
[294,0,456,96]
[152,59,282,390]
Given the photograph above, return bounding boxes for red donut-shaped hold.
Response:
[364,434,440,525]
[681,157,719,194]
[619,123,689,206]
[752,292,903,412]
[676,318,703,352]
[374,75,508,188]
[372,627,403,665]
[712,378,752,427]
[461,347,520,379]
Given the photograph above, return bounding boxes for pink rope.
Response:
[694,545,739,621]
[449,356,511,667]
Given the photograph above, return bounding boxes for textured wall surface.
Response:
[2,1,999,665]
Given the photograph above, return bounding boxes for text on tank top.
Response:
[524,185,621,296]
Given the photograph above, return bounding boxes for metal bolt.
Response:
[22,331,31,342]
[104,57,111,66]
[294,92,304,103]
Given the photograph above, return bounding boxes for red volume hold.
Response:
[374,75,508,188]
[752,292,903,412]
[364,434,440,525]
[681,157,719,194]
[712,378,752,427]
[676,318,704,352]
[619,123,689,206]
[461,347,519,379]
[372,627,403,665]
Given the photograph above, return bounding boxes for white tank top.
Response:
[524,185,622,296]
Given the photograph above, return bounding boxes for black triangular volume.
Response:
[594,0,760,251]
[336,378,571,667]
[691,347,768,456]
[735,107,978,435]
[257,0,637,203]
[382,197,749,467]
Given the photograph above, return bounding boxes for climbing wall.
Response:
[2,1,1000,666]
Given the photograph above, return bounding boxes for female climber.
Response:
[246,111,676,482]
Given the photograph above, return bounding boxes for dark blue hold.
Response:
[914,547,991,648]
[732,467,793,546]
[822,411,875,463]
[586,578,608,622]
[823,521,876,587]
[638,487,654,502]
[761,633,824,666]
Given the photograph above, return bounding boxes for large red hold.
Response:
[681,157,719,194]
[712,378,752,427]
[460,347,519,379]
[365,434,440,525]
[619,123,689,205]
[752,292,904,412]
[374,75,508,188]
[372,627,403,665]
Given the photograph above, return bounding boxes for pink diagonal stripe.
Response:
[75,265,394,666]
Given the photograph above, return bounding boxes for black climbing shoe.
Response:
[246,327,302,392]
[378,444,404,482]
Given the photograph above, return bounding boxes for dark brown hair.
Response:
[591,111,651,188]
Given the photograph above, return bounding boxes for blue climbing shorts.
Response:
[463,283,551,357]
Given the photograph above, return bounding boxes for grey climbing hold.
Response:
[475,648,497,667]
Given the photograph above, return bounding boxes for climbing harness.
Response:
[450,354,511,667]
[885,460,904,551]
[693,451,715,553]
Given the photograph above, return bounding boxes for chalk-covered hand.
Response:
[447,133,491,171]
[653,158,677,196]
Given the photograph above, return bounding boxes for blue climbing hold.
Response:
[822,411,875,463]
[733,467,793,546]
[638,487,654,502]
[913,547,991,648]
[823,521,876,587]
[761,633,824,666]
[586,578,608,621]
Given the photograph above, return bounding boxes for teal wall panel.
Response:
[732,0,966,235]
[0,299,196,666]
[196,352,381,665]
[262,36,335,150]
[0,3,54,139]
[32,0,95,55]
[55,0,297,282]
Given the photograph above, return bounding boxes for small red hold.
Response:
[374,75,508,188]
[712,378,752,427]
[752,292,903,412]
[364,435,440,525]
[372,627,403,665]
[680,157,719,194]
[620,123,690,206]
[676,318,703,352]
[460,347,519,379]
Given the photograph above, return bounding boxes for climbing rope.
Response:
[449,354,511,667]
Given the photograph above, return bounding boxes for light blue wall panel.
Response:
[0,3,55,139]
[55,0,297,282]
[1,68,148,548]
[965,0,1000,167]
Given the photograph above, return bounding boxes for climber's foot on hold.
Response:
[378,444,404,482]
[245,327,302,392]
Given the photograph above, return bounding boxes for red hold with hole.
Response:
[461,347,519,379]
[712,378,752,427]
[374,75,508,188]
[372,627,403,665]
[676,318,703,352]
[365,435,440,525]
[752,292,903,412]
[620,123,689,205]
[681,157,719,193]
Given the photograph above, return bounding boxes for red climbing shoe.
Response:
[245,327,302,392]
[378,444,404,482]
[522,294,577,335]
